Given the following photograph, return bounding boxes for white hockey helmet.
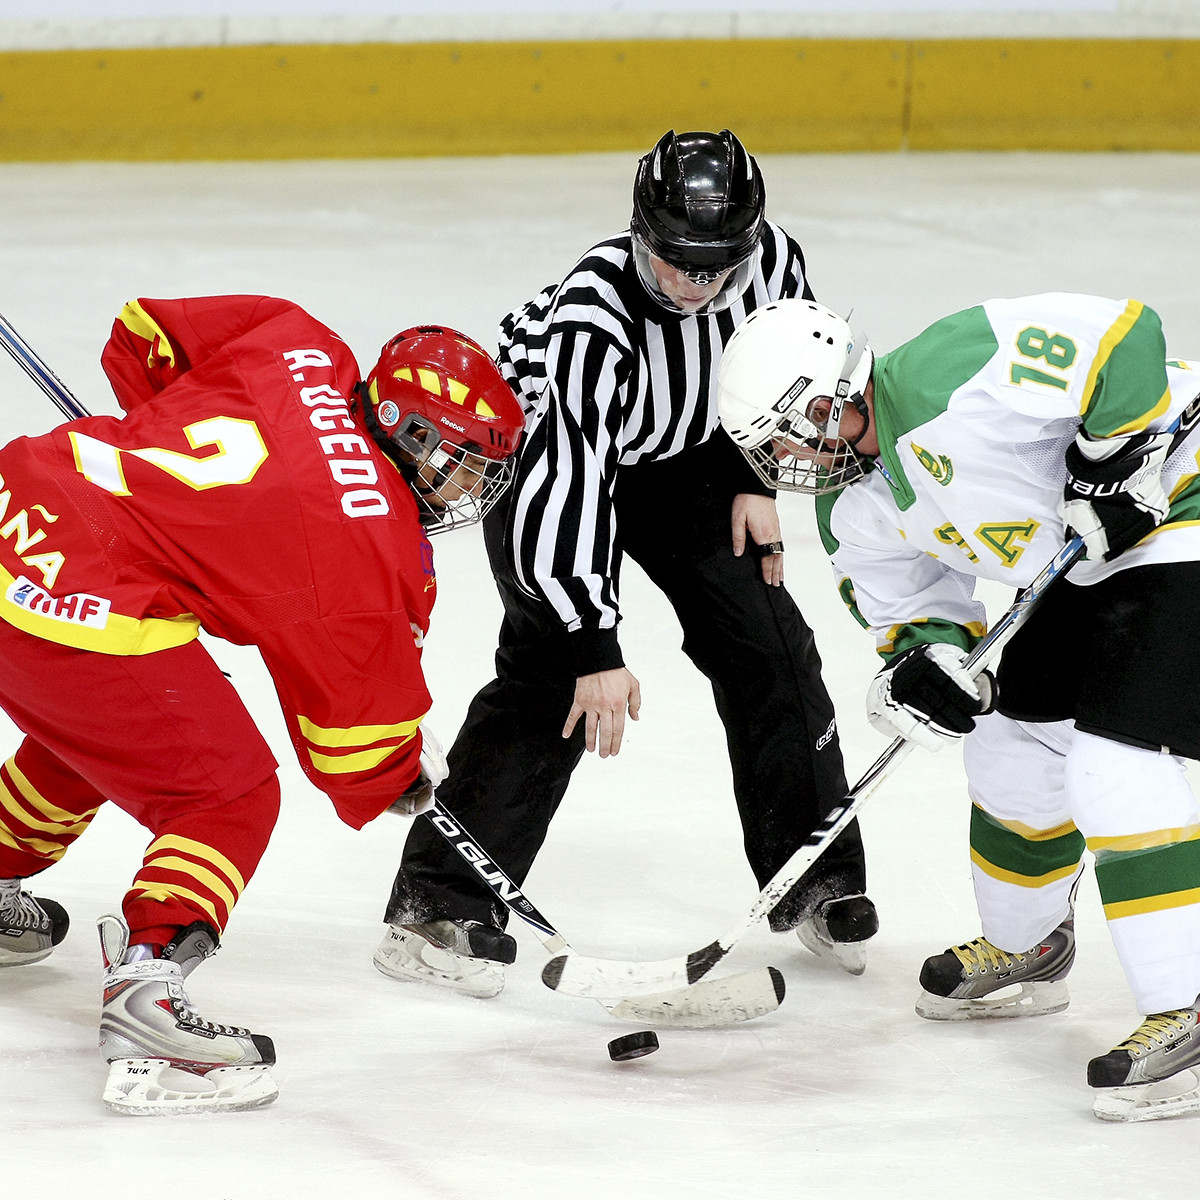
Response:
[717,299,874,494]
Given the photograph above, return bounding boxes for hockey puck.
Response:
[607,1030,659,1061]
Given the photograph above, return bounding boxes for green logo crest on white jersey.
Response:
[911,441,954,485]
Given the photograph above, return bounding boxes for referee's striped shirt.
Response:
[498,220,814,670]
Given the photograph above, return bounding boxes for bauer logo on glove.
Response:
[866,643,995,752]
[1060,428,1173,561]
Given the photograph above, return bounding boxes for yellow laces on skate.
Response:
[951,937,1027,976]
[1116,1010,1192,1056]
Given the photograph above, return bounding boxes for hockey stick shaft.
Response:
[542,542,1080,999]
[425,799,570,954]
[425,798,785,1025]
[542,391,1200,1002]
[0,309,90,420]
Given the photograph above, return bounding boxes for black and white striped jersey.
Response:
[497,219,814,659]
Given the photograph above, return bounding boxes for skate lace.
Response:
[172,996,249,1038]
[1116,1011,1192,1054]
[0,884,48,932]
[951,937,1025,974]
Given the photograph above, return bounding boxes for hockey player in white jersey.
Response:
[717,294,1200,1123]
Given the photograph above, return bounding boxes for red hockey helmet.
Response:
[364,326,525,532]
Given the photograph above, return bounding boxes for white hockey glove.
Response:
[1060,428,1173,561]
[387,726,448,817]
[867,643,995,752]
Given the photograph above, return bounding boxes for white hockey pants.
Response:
[964,712,1200,1014]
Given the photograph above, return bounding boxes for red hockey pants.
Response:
[0,619,280,948]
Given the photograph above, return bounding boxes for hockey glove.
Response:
[866,643,995,752]
[1060,428,1173,561]
[387,726,448,817]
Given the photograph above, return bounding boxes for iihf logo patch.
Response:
[5,575,111,628]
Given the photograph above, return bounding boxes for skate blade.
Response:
[1093,1069,1200,1123]
[0,945,54,968]
[915,979,1070,1021]
[102,1058,278,1116]
[373,928,504,999]
[795,923,867,975]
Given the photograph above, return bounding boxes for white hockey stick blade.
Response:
[102,1057,279,1116]
[599,966,785,1029]
[1092,1069,1200,1123]
[540,533,1112,1002]
[540,754,908,1000]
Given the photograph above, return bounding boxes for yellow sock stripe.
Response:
[969,846,1083,888]
[127,880,222,928]
[1103,886,1200,921]
[0,822,68,860]
[143,834,247,893]
[1087,824,1200,855]
[985,814,1079,842]
[140,854,240,914]
[0,784,92,838]
[1,758,100,830]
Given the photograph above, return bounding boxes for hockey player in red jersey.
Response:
[0,296,523,1114]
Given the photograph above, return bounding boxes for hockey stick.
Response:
[0,309,90,420]
[541,544,1082,999]
[425,799,785,1027]
[542,397,1200,1000]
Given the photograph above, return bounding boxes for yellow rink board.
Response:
[1,37,1197,161]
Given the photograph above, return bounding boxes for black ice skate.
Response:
[1089,995,1200,1123]
[916,918,1075,1020]
[0,877,69,967]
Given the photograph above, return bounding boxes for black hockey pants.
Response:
[385,447,867,932]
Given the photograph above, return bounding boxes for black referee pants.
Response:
[385,444,867,932]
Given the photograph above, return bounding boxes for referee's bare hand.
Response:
[731,493,785,586]
[563,667,642,758]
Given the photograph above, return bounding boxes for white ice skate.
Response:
[0,877,69,966]
[795,894,879,976]
[97,914,277,1115]
[373,918,516,999]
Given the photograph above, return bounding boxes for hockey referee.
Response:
[375,130,876,996]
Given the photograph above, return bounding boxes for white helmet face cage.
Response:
[631,232,758,316]
[717,300,873,495]
[393,414,515,534]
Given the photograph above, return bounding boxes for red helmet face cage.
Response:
[365,326,525,533]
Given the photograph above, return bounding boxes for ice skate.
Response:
[373,918,516,999]
[916,918,1075,1020]
[1089,996,1200,1122]
[97,914,277,1115]
[795,894,879,976]
[0,877,69,966]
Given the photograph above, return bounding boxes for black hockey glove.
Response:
[1060,428,1173,561]
[866,644,995,752]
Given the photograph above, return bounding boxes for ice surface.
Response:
[3,150,1200,1199]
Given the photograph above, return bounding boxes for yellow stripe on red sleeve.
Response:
[297,713,425,777]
